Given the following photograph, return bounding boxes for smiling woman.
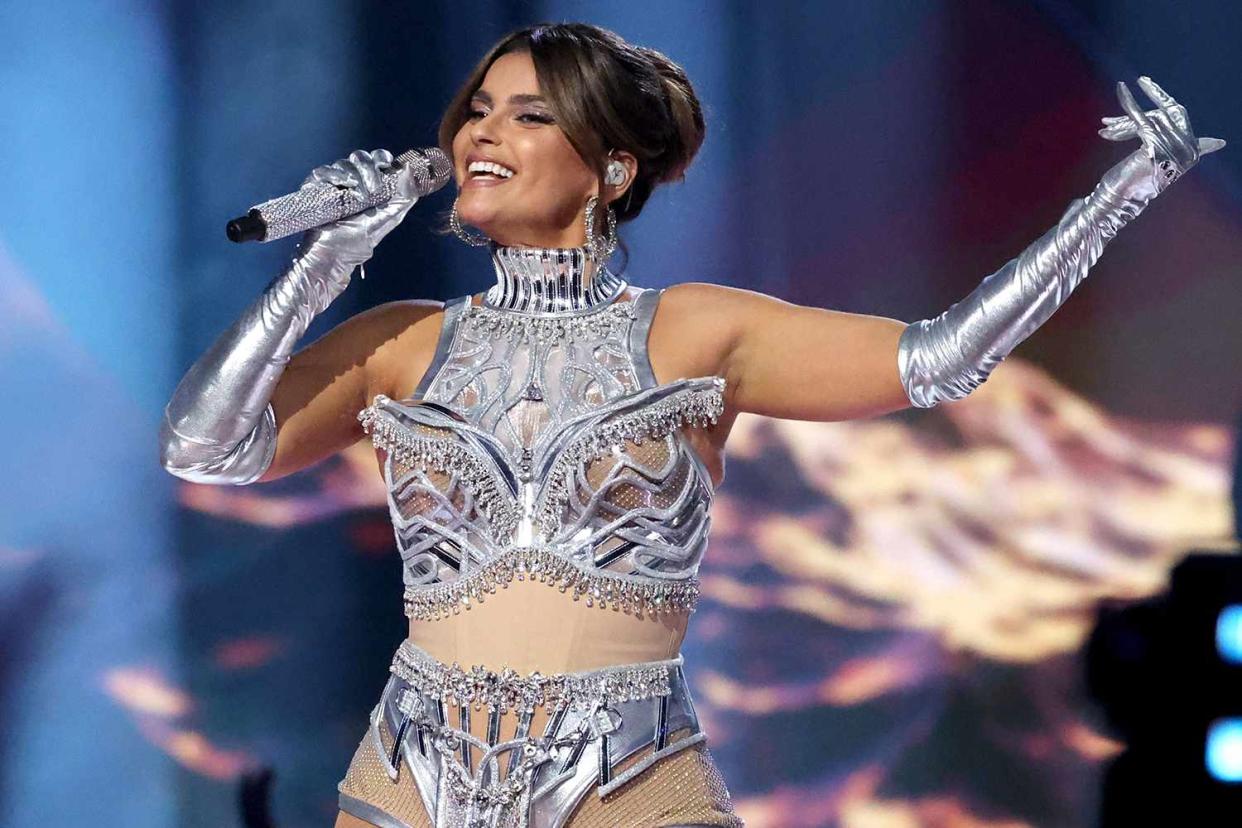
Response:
[155,14,1225,828]
[435,28,704,257]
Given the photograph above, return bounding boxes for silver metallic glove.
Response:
[897,76,1225,408]
[159,148,419,484]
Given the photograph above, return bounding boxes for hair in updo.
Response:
[437,22,706,258]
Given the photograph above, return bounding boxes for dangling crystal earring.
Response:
[450,198,491,247]
[584,195,618,260]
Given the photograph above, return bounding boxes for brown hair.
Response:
[436,22,706,263]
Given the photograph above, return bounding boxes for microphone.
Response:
[226,147,452,243]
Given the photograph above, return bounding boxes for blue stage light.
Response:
[1206,718,1242,782]
[1216,605,1242,664]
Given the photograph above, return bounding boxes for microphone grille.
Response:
[396,147,453,196]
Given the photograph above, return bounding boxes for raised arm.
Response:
[158,149,421,485]
[715,76,1224,421]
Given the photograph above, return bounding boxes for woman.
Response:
[159,22,1222,828]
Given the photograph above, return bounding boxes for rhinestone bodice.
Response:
[357,285,725,621]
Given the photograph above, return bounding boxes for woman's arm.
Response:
[250,299,444,483]
[159,149,420,485]
[716,76,1223,421]
[674,283,910,422]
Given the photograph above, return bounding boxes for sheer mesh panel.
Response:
[565,728,744,827]
[337,715,434,828]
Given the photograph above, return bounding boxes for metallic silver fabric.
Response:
[356,265,726,619]
[898,75,1221,408]
[343,639,706,828]
[159,150,419,485]
[484,243,628,314]
[896,151,1149,408]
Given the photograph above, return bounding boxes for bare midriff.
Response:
[400,583,691,751]
[405,579,691,675]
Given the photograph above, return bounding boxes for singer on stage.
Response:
[158,21,1223,828]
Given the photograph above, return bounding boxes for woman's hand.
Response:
[1097,76,1225,197]
[296,148,421,277]
[159,147,427,486]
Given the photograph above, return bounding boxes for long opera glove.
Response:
[158,149,417,484]
[897,76,1225,408]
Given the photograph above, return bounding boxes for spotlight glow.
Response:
[1216,605,1242,664]
[1206,718,1242,783]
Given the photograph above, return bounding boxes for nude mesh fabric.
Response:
[564,728,744,827]
[337,712,434,828]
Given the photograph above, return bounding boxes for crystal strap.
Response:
[390,639,679,714]
[402,543,702,621]
[485,243,629,315]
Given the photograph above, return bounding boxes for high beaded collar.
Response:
[482,242,629,316]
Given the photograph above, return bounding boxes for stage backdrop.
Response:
[1,1,1239,826]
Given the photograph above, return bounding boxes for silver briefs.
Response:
[339,639,712,828]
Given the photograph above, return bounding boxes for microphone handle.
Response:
[226,148,451,243]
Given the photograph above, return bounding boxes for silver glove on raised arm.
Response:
[159,149,419,485]
[897,76,1225,408]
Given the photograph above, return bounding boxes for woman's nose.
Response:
[470,115,499,145]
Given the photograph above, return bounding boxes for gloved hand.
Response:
[159,148,419,484]
[1097,76,1226,202]
[897,76,1225,409]
[294,147,423,289]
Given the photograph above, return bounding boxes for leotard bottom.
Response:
[337,639,743,827]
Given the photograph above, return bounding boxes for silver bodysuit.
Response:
[337,244,741,828]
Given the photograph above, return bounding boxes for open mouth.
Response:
[466,160,516,182]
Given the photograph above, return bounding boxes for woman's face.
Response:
[451,50,600,248]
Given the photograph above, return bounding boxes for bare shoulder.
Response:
[661,281,795,313]
[350,298,448,401]
[658,281,791,333]
[655,281,779,372]
[646,281,756,385]
[354,297,445,330]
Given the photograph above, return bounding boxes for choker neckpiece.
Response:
[483,242,628,315]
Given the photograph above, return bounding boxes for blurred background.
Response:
[2,0,1239,825]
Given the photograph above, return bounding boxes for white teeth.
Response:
[467,160,514,178]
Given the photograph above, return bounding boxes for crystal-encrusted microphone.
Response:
[226,147,452,243]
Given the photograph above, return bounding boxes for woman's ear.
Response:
[605,151,639,205]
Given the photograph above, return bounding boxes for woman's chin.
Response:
[454,207,499,236]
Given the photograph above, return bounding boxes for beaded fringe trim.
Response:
[402,543,701,621]
[356,400,523,542]
[535,378,726,528]
[390,639,675,714]
[359,380,725,621]
[463,298,638,343]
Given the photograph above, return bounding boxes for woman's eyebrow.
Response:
[471,90,548,105]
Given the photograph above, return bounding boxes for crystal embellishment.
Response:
[462,298,638,344]
[356,399,523,542]
[389,639,675,714]
[535,378,726,529]
[359,377,726,620]
[401,544,702,621]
